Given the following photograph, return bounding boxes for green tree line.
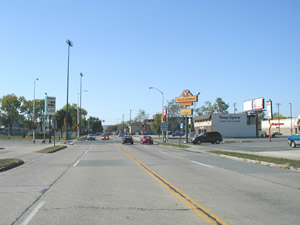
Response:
[0,94,103,136]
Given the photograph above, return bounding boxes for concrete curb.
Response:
[0,160,24,172]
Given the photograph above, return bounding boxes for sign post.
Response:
[176,90,198,144]
[45,96,56,146]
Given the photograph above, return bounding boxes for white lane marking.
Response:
[85,150,88,154]
[73,160,80,167]
[191,161,214,168]
[159,151,169,155]
[21,201,45,225]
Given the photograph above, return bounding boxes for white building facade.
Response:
[194,113,256,138]
[261,114,300,136]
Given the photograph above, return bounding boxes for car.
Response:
[191,131,223,144]
[258,131,267,137]
[122,135,134,144]
[288,133,300,148]
[140,135,153,144]
[87,134,96,141]
[272,132,282,137]
[101,134,109,140]
[119,132,125,137]
[189,133,200,143]
[171,132,185,137]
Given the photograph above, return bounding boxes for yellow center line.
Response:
[115,144,229,225]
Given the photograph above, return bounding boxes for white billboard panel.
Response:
[243,100,253,112]
[252,97,264,111]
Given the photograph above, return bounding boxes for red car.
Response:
[140,136,153,145]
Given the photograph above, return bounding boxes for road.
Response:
[0,136,300,225]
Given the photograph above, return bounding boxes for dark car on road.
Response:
[122,135,134,144]
[191,132,223,144]
[140,136,153,144]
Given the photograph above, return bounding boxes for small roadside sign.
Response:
[160,122,168,131]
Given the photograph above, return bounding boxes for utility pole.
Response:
[277,103,281,133]
[289,103,293,135]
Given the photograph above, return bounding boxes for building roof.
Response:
[194,114,211,122]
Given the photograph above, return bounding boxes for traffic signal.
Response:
[142,122,145,127]
[161,115,166,122]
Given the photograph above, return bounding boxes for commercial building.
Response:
[194,113,256,137]
[261,114,300,136]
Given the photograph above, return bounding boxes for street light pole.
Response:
[43,92,47,143]
[79,73,83,137]
[289,103,293,135]
[149,87,165,142]
[65,39,73,143]
[33,78,39,143]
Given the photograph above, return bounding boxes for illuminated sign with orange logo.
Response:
[176,90,198,106]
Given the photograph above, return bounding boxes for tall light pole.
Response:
[65,39,73,143]
[79,73,83,137]
[149,87,164,113]
[289,103,293,135]
[33,78,39,143]
[149,87,164,141]
[277,103,281,133]
[43,92,47,143]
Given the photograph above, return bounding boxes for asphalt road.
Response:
[0,136,300,225]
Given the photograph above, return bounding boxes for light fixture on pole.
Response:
[149,86,165,142]
[289,103,292,135]
[65,39,73,143]
[43,92,47,143]
[33,78,39,143]
[149,87,164,113]
[79,73,83,136]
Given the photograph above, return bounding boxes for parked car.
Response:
[189,133,200,143]
[272,132,282,137]
[171,132,185,137]
[191,132,223,144]
[87,134,96,141]
[288,133,300,148]
[122,135,134,144]
[101,134,109,140]
[140,136,153,144]
[258,131,267,137]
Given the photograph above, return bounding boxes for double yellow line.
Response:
[115,144,229,225]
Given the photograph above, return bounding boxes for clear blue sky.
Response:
[1,0,299,125]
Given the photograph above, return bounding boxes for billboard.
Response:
[243,97,265,112]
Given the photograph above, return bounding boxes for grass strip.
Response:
[209,151,300,169]
[161,143,191,149]
[0,158,24,172]
[37,145,67,153]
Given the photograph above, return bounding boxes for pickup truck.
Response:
[288,133,300,148]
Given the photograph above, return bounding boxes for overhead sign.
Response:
[45,96,56,116]
[176,90,198,106]
[180,108,193,116]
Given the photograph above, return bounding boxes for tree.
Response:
[88,116,103,134]
[151,114,162,135]
[214,97,229,113]
[0,94,22,135]
[195,98,229,115]
[166,100,181,132]
[134,110,149,122]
